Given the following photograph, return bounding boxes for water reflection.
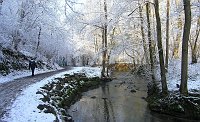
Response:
[68,72,198,122]
[102,85,116,122]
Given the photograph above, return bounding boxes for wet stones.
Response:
[146,82,200,120]
[91,96,96,99]
[147,91,200,120]
[141,97,146,100]
[37,104,56,115]
[37,73,106,122]
[130,89,136,93]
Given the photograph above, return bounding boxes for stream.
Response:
[68,72,197,122]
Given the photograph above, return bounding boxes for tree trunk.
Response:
[101,0,108,77]
[154,0,168,95]
[146,2,155,80]
[180,0,191,96]
[165,0,170,71]
[35,26,41,57]
[139,1,149,64]
[191,18,200,64]
[173,1,182,59]
[173,16,182,59]
[102,29,106,77]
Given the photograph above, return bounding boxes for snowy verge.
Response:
[2,67,101,122]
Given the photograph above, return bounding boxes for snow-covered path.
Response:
[0,67,101,122]
[0,67,71,121]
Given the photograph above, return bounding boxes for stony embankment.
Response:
[137,65,200,120]
[36,73,111,121]
[146,83,200,120]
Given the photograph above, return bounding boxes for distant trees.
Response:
[0,0,74,65]
[0,0,198,95]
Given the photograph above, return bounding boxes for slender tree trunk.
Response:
[107,51,111,76]
[154,0,168,95]
[102,29,106,77]
[173,1,182,59]
[139,2,149,64]
[191,18,200,64]
[106,28,115,76]
[35,26,41,57]
[173,16,182,59]
[104,25,108,77]
[94,35,98,53]
[165,0,170,70]
[146,2,155,80]
[94,34,99,65]
[180,0,191,96]
[101,0,108,77]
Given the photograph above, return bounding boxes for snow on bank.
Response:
[0,68,63,84]
[2,67,101,122]
[155,60,200,93]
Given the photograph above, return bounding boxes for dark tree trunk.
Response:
[101,0,108,77]
[165,0,170,71]
[35,26,41,57]
[102,29,106,77]
[154,0,168,95]
[180,0,191,96]
[191,18,200,64]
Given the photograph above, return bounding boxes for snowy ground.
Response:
[155,60,200,93]
[2,67,101,122]
[0,68,63,84]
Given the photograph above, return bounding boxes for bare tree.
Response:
[190,17,200,64]
[154,0,168,95]
[146,2,155,80]
[173,0,183,59]
[35,26,42,57]
[101,0,108,77]
[180,0,191,96]
[138,1,149,64]
[165,0,170,70]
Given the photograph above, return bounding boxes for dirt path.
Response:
[0,67,71,120]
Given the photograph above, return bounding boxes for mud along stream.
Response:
[68,72,195,122]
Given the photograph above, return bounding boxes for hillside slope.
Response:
[0,46,60,76]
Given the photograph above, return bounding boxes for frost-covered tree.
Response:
[0,0,75,67]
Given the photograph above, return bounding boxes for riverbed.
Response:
[68,72,197,122]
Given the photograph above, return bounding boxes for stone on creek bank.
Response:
[130,89,137,93]
[147,83,200,120]
[36,73,112,122]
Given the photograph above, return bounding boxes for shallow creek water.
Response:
[68,72,197,122]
